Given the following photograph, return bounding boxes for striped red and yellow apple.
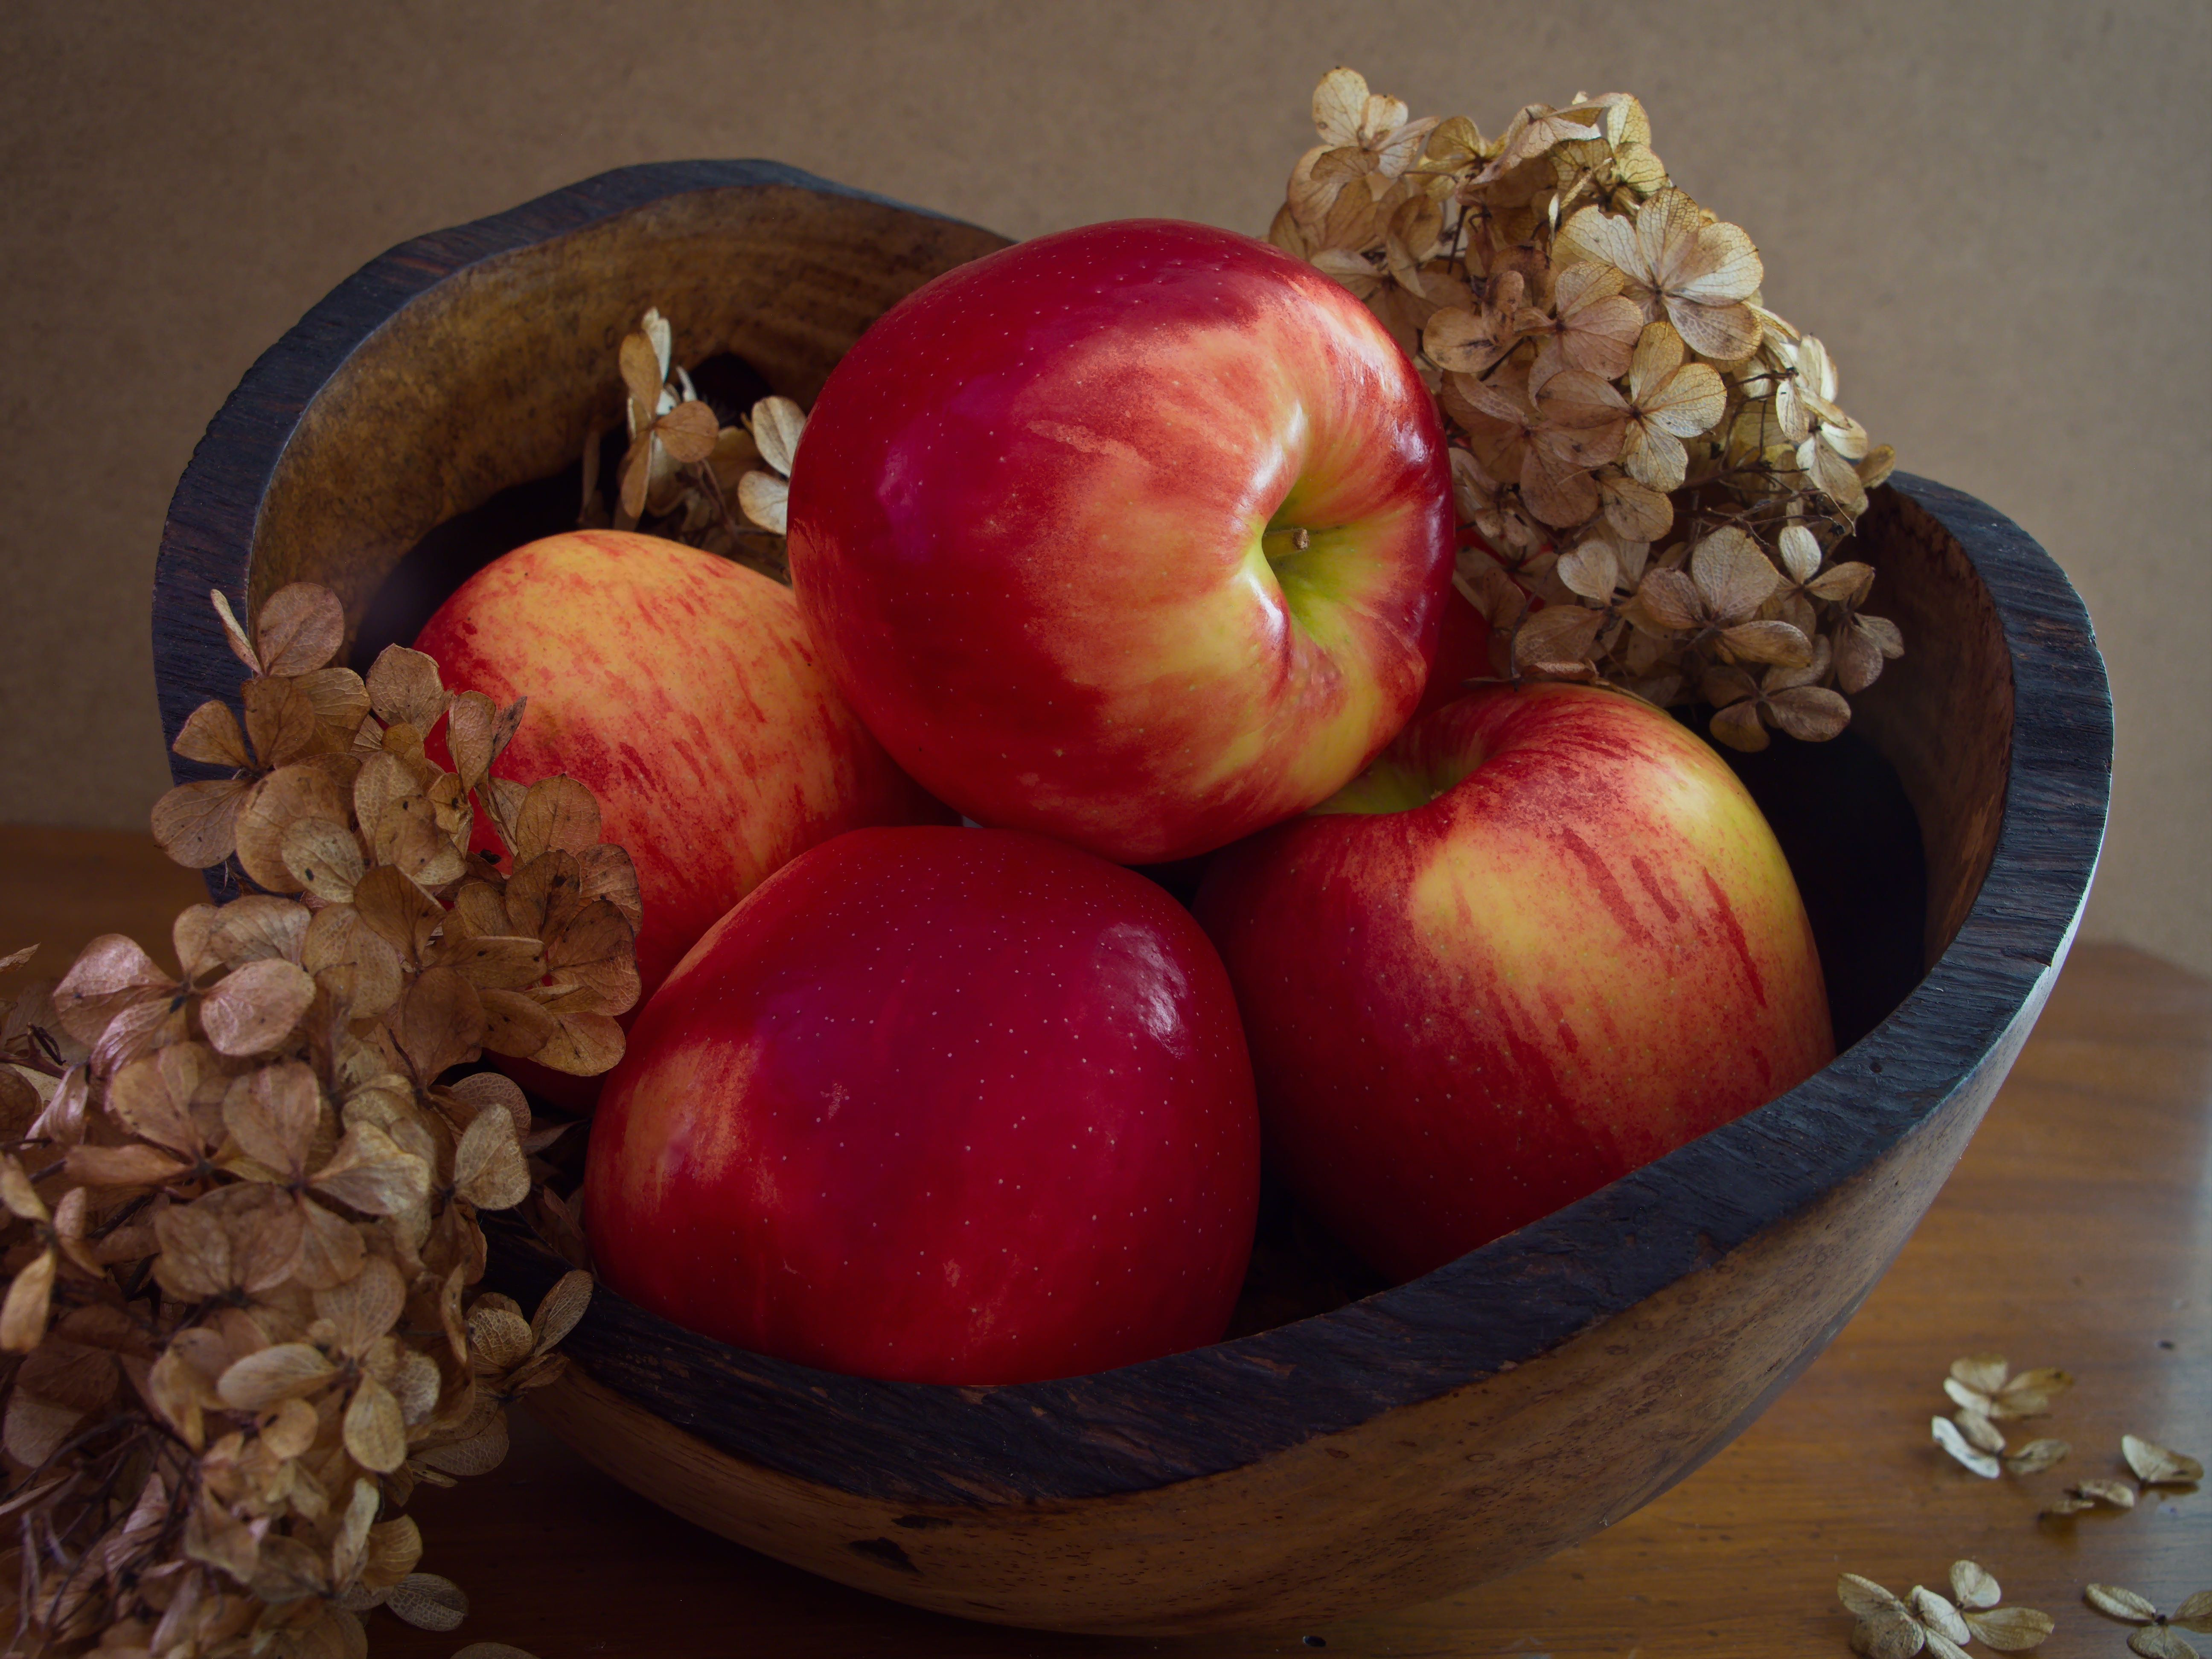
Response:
[584,827,1261,1384]
[784,218,1456,866]
[413,530,951,1054]
[1195,683,1835,1283]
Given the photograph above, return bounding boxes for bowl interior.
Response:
[151,163,2111,1633]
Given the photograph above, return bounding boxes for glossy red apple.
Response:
[1194,683,1834,1282]
[583,825,1261,1385]
[414,530,950,1010]
[785,218,1455,866]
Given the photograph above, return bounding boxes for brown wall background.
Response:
[3,0,2206,975]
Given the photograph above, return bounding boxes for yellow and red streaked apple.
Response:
[584,826,1262,1385]
[785,218,1455,866]
[413,529,951,1007]
[1194,683,1835,1283]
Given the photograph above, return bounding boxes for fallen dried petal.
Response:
[2122,1433,2203,1485]
[2087,1584,2161,1622]
[2003,1437,2070,1475]
[1933,1415,2001,1477]
[1954,1407,2006,1453]
[2128,1627,2199,1659]
[1964,1605,2056,1650]
[1910,1586,1971,1644]
[1950,1561,2001,1612]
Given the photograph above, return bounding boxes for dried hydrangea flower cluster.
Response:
[0,583,628,1655]
[576,307,805,585]
[1926,1351,2202,1520]
[1271,68,1903,751]
[1839,1561,2053,1655]
[2084,1585,2212,1659]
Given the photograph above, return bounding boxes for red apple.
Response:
[414,530,950,1007]
[584,826,1261,1384]
[1194,683,1834,1282]
[785,218,1455,866]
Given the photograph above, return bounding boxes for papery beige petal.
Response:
[1933,1414,2002,1477]
[243,675,326,769]
[210,587,260,674]
[1911,1586,1972,1644]
[63,1141,190,1187]
[343,1374,409,1473]
[1721,620,1816,668]
[151,1199,236,1297]
[313,1121,432,1217]
[453,1109,530,1211]
[200,957,315,1057]
[303,903,404,1023]
[653,399,720,466]
[234,764,350,895]
[2086,1583,2159,1621]
[1950,1561,2002,1612]
[217,1342,338,1410]
[443,934,547,992]
[1643,360,1726,439]
[1555,541,1622,602]
[390,965,485,1083]
[1311,67,1371,146]
[1669,297,1762,364]
[451,1069,530,1136]
[351,864,444,966]
[528,1010,625,1077]
[173,699,253,769]
[388,1572,469,1632]
[1954,1407,2006,1453]
[365,646,447,732]
[478,988,560,1060]
[1622,422,1687,492]
[2127,1627,2197,1659]
[414,1412,511,1477]
[749,396,807,477]
[513,776,601,862]
[0,1248,57,1351]
[1708,700,1770,753]
[53,934,170,1042]
[1964,1605,2057,1650]
[1692,527,1780,620]
[736,470,789,535]
[254,583,347,677]
[223,1059,321,1176]
[2122,1433,2203,1484]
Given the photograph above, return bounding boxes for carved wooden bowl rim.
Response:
[149,160,2115,1511]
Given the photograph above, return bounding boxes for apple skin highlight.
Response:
[786,218,1455,866]
[585,826,1262,1386]
[1195,683,1835,1283]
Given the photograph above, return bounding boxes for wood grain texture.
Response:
[142,170,2116,1633]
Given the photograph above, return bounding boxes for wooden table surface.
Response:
[6,826,2206,1658]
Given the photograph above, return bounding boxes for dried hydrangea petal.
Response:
[2122,1433,2203,1485]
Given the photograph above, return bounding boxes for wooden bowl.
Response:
[151,163,2113,1637]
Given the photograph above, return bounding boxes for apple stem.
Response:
[1262,525,1313,560]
